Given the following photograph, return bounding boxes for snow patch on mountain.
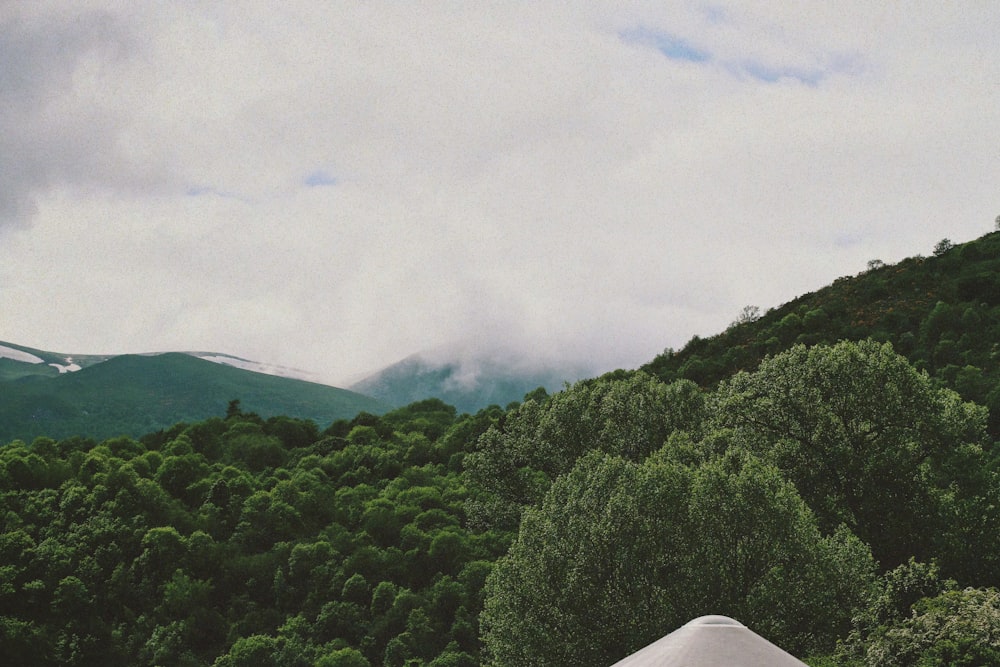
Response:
[50,359,82,373]
[195,354,324,384]
[0,344,45,364]
[0,341,334,385]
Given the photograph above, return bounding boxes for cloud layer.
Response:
[2,2,999,383]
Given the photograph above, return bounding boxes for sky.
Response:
[1,2,999,386]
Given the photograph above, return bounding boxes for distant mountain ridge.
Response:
[0,342,386,442]
[0,341,113,379]
[350,351,588,414]
[0,339,591,442]
[0,341,325,383]
[14,230,999,443]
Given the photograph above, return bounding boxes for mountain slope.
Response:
[642,230,1000,434]
[0,350,386,442]
[0,341,111,380]
[350,352,586,414]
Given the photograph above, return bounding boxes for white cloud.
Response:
[1,2,999,384]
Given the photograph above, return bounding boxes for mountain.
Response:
[0,341,325,383]
[0,343,387,442]
[350,351,588,414]
[7,231,998,442]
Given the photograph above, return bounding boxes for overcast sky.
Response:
[1,2,998,385]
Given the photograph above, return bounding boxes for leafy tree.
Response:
[465,372,704,531]
[731,304,762,328]
[860,587,1000,666]
[836,559,953,665]
[713,340,996,577]
[264,416,319,450]
[316,647,372,667]
[137,527,188,591]
[0,618,48,665]
[224,422,286,472]
[226,399,243,420]
[212,634,280,667]
[933,238,954,256]
[480,451,874,666]
[428,646,478,667]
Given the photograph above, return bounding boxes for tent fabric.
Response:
[608,615,809,667]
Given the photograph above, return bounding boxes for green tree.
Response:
[480,451,874,666]
[465,373,704,531]
[0,618,48,665]
[713,340,995,576]
[317,647,372,667]
[862,587,1000,666]
[136,527,188,593]
[212,634,279,667]
[933,238,954,256]
[836,559,953,664]
[730,305,761,328]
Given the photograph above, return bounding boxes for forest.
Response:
[4,232,1000,666]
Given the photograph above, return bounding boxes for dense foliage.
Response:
[713,341,997,579]
[6,233,1000,666]
[481,451,875,665]
[475,342,999,665]
[1,400,508,666]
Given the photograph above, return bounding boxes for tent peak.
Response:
[608,615,809,666]
[685,615,744,627]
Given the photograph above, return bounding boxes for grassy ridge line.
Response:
[0,352,388,442]
[0,340,113,369]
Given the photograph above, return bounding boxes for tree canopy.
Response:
[481,451,874,666]
[713,340,997,579]
[6,246,1000,667]
[475,340,1000,666]
[0,402,504,666]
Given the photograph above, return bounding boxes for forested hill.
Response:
[643,231,1000,433]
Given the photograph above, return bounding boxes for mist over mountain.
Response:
[350,349,592,414]
[0,334,598,443]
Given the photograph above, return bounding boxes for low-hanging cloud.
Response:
[1,2,999,384]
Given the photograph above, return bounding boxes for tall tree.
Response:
[465,373,704,531]
[480,451,874,666]
[712,340,997,578]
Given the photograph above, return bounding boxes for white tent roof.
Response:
[608,615,809,667]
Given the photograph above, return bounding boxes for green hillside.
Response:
[3,341,998,665]
[0,352,386,442]
[0,342,110,381]
[643,231,1000,433]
